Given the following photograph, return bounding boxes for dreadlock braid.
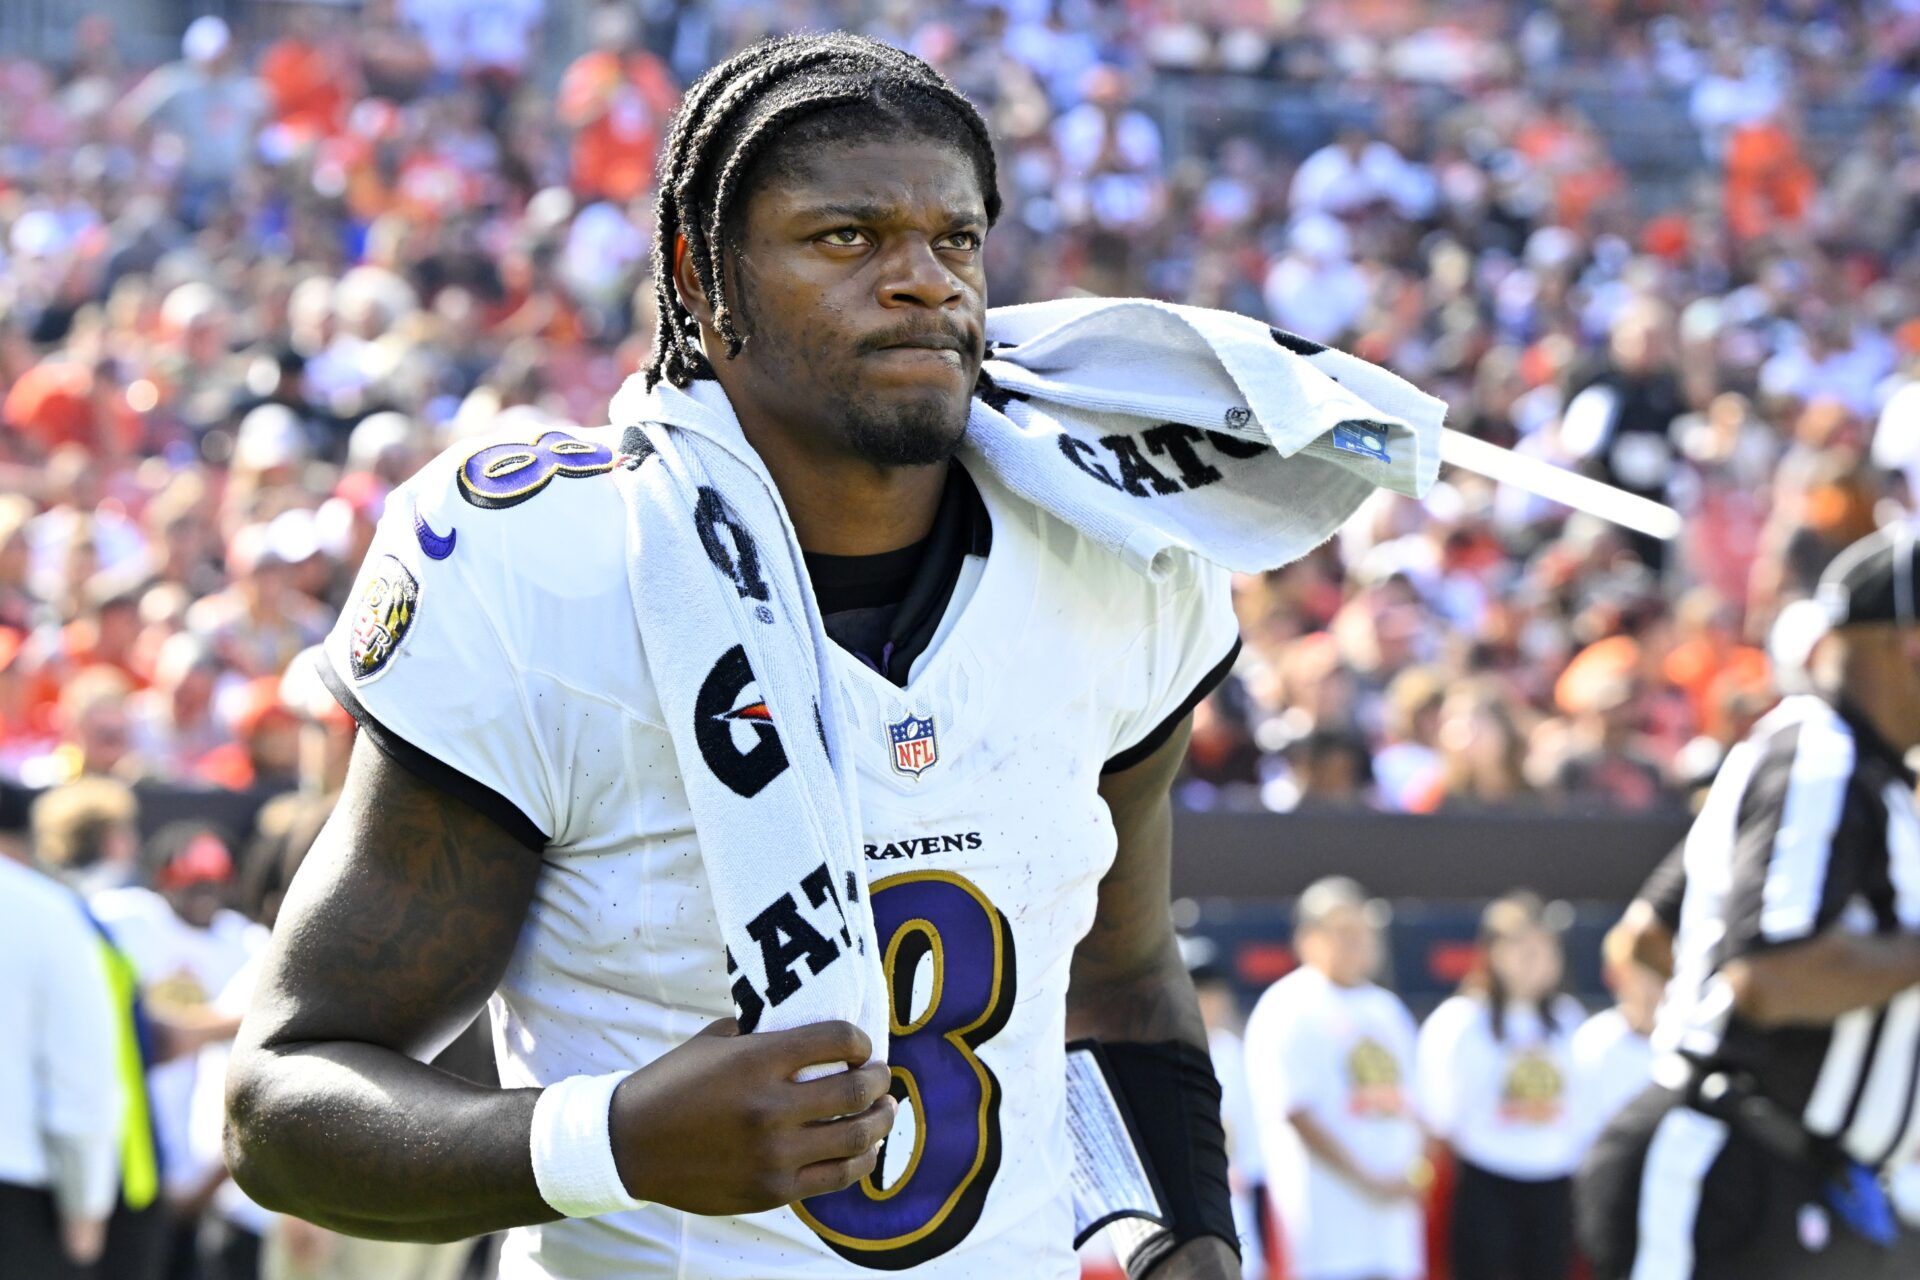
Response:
[643,34,1001,390]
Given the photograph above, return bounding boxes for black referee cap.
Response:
[1818,524,1920,628]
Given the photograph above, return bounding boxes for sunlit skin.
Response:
[1827,624,1920,752]
[671,139,989,555]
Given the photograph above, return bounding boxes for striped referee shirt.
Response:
[1655,694,1920,1170]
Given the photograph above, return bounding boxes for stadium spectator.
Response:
[257,7,350,146]
[1051,64,1167,233]
[0,839,123,1277]
[1262,213,1372,346]
[1723,105,1818,243]
[90,821,262,1280]
[1423,680,1532,810]
[1272,727,1377,811]
[1417,892,1588,1280]
[1288,123,1434,222]
[1244,877,1424,1280]
[127,633,228,783]
[1559,299,1687,568]
[14,663,139,789]
[115,18,265,227]
[557,3,678,204]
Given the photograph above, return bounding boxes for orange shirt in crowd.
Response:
[558,49,678,203]
[1664,638,1768,734]
[260,37,348,140]
[2,361,140,456]
[1724,120,1815,241]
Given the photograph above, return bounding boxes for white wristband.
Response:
[530,1071,651,1218]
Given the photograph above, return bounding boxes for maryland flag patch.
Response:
[348,555,420,681]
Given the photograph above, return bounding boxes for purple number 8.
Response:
[456,431,616,510]
[796,870,1016,1269]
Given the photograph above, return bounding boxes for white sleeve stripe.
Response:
[1883,782,1920,931]
[1845,988,1920,1163]
[1630,1105,1729,1280]
[1758,713,1855,941]
[1803,1006,1875,1136]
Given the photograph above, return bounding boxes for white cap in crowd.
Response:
[182,15,232,65]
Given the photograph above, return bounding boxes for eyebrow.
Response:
[790,201,987,227]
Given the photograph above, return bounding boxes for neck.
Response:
[1838,665,1920,757]
[733,404,948,556]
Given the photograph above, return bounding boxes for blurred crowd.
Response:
[0,0,1919,821]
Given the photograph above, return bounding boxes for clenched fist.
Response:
[610,1018,896,1215]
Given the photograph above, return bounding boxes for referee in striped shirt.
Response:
[1577,525,1920,1279]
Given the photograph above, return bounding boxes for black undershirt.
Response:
[805,462,990,686]
[805,462,1241,774]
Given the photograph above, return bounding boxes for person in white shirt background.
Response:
[1570,917,1664,1148]
[1287,124,1436,223]
[1244,877,1424,1280]
[0,826,123,1278]
[1417,891,1587,1280]
[90,820,263,1278]
[1191,948,1268,1280]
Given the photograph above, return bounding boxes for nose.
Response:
[875,236,963,311]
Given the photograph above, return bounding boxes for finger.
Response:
[784,1095,897,1167]
[763,1019,872,1072]
[694,1016,740,1039]
[788,1062,892,1122]
[789,1144,883,1202]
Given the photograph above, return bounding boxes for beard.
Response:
[722,272,978,469]
[840,386,970,468]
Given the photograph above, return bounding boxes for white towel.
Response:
[608,298,1446,1063]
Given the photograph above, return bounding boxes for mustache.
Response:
[858,322,979,357]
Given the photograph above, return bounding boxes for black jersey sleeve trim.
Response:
[1102,637,1242,776]
[318,659,550,851]
[1637,840,1689,932]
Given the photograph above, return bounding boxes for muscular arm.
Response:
[224,733,554,1241]
[227,734,895,1239]
[1068,717,1206,1050]
[1620,841,1686,979]
[1723,929,1920,1028]
[1617,902,1676,980]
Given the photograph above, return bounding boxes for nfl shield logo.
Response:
[888,714,938,778]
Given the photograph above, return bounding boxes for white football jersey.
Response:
[320,424,1239,1279]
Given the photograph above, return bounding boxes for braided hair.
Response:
[644,33,1001,390]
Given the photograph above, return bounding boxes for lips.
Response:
[873,344,963,363]
[863,327,975,358]
[880,336,966,355]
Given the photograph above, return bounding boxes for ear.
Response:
[671,233,713,328]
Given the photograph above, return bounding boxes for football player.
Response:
[226,34,1241,1280]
